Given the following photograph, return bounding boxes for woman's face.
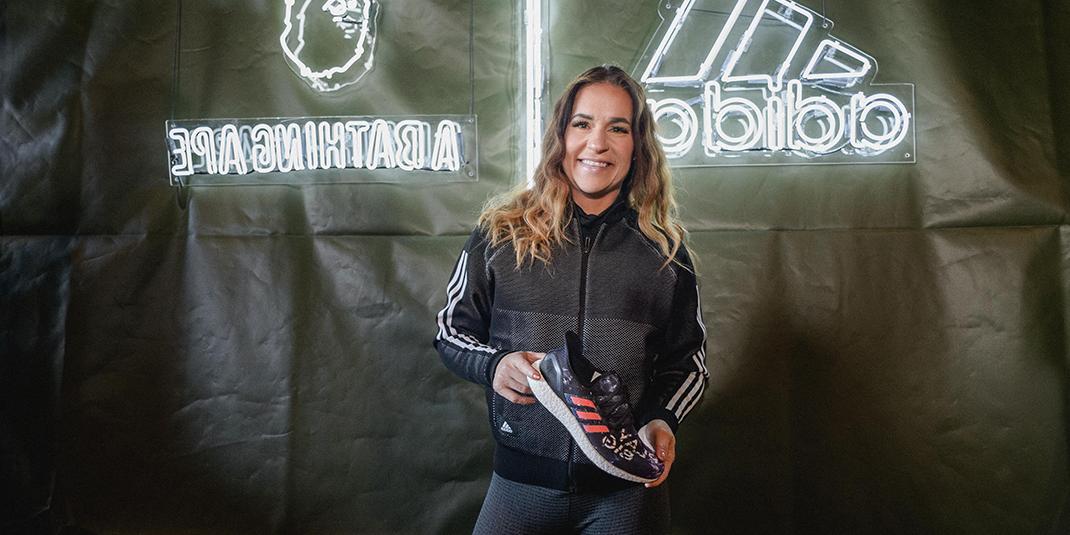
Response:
[562,83,635,215]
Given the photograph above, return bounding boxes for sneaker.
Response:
[528,331,664,483]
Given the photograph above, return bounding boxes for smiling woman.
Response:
[563,83,635,215]
[479,65,686,268]
[433,65,709,534]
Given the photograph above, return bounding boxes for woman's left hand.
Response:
[638,419,675,488]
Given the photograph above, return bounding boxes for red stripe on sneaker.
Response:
[570,396,596,408]
[583,425,610,433]
[575,411,601,421]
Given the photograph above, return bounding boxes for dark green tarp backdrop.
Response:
[2,0,1068,533]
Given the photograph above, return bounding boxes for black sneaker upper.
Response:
[537,332,664,482]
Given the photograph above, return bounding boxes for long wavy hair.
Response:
[479,65,685,269]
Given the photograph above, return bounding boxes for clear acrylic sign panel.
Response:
[532,0,916,169]
[165,115,477,186]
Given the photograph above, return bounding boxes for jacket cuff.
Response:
[484,348,513,386]
[637,407,680,434]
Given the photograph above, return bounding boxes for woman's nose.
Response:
[586,130,608,151]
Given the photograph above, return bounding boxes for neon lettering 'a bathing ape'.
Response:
[167,118,464,178]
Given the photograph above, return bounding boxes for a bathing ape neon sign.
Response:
[280,0,379,92]
[637,0,915,165]
[166,1,479,186]
[166,117,470,185]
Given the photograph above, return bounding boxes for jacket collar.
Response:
[570,181,633,231]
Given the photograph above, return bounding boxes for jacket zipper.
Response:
[570,222,603,492]
[576,223,603,336]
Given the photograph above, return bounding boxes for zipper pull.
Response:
[583,236,592,254]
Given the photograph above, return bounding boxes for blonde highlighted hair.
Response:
[479,65,685,268]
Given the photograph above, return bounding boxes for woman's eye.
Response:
[611,126,630,134]
[571,121,589,129]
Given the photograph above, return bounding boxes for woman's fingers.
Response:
[512,393,537,405]
[646,456,672,488]
[641,421,676,488]
[492,351,546,404]
[521,352,545,380]
[508,354,541,386]
[500,383,536,404]
[507,376,532,395]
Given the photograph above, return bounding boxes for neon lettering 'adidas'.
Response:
[635,0,915,165]
[528,332,664,483]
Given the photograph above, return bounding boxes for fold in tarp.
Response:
[1,0,1067,532]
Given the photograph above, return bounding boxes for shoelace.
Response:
[593,375,633,430]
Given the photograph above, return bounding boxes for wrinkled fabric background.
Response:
[2,0,1068,533]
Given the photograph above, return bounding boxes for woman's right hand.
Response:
[492,351,545,405]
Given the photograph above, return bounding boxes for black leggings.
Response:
[472,473,670,535]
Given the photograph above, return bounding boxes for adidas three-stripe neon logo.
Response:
[636,0,915,164]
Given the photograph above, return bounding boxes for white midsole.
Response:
[528,375,655,483]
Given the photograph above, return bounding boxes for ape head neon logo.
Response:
[280,0,380,92]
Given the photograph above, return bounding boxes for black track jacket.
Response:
[434,202,708,492]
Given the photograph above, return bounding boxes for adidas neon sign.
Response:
[637,0,915,165]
